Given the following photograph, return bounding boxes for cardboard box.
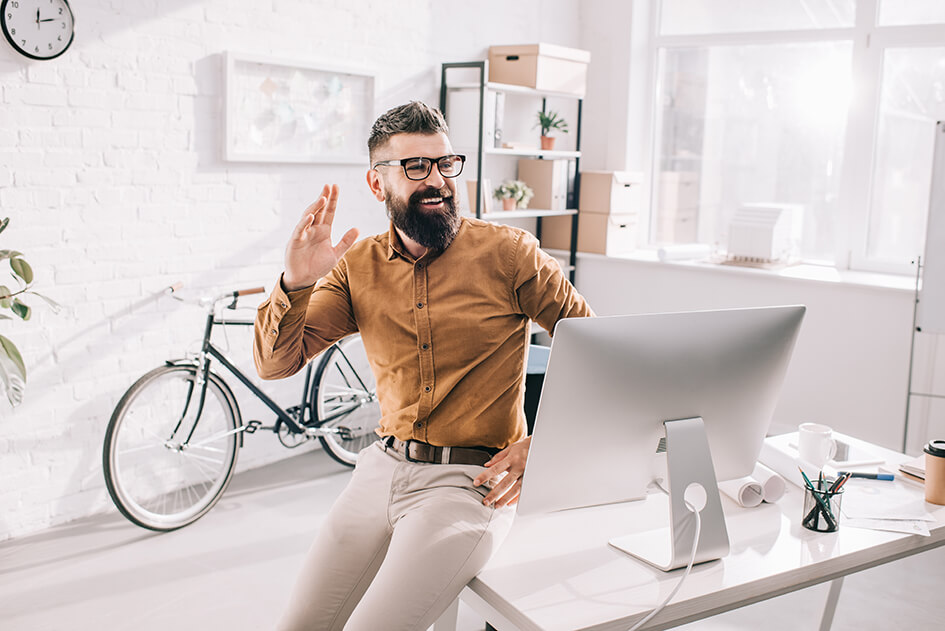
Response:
[579,171,644,214]
[517,159,570,211]
[489,44,591,97]
[541,212,637,256]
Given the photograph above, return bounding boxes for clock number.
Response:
[34,45,39,53]
[61,21,65,28]
[11,1,19,8]
[9,27,14,36]
[59,8,63,15]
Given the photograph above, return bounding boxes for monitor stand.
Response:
[609,417,731,571]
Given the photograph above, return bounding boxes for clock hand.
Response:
[40,18,56,22]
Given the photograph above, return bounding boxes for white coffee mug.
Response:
[798,422,837,468]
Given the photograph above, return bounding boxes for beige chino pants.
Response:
[276,440,515,631]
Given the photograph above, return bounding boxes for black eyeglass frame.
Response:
[372,154,466,181]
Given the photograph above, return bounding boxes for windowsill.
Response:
[547,248,917,293]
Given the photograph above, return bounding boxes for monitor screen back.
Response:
[516,305,805,516]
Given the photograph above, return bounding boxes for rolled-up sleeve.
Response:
[253,261,358,380]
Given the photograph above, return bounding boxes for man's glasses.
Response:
[372,154,466,181]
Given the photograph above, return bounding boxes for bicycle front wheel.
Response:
[312,335,382,466]
[103,364,240,531]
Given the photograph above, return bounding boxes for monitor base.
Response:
[609,417,731,571]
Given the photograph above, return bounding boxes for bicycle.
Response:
[102,284,382,531]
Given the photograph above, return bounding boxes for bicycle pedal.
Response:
[244,420,263,434]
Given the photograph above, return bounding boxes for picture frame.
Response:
[223,52,375,164]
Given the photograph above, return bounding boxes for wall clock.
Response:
[1,0,74,61]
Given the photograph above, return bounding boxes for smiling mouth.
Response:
[419,195,448,207]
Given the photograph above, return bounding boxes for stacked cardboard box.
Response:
[542,171,643,255]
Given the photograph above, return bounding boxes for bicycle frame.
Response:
[164,289,364,452]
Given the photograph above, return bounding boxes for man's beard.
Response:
[386,186,461,252]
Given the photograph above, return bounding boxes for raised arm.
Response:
[254,185,360,379]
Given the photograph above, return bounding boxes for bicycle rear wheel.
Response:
[312,334,382,466]
[103,364,240,531]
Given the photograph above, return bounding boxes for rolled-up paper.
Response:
[657,243,713,262]
[752,462,786,503]
[719,476,764,508]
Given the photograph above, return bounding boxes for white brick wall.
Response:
[0,0,583,540]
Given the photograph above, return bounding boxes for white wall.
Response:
[2,0,936,542]
[574,255,920,450]
[0,0,584,540]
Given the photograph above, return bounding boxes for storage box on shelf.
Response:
[517,159,571,212]
[542,171,643,256]
[488,44,590,97]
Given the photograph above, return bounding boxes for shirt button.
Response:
[416,263,423,269]
[416,302,424,309]
[415,421,424,428]
[421,343,429,350]
[424,386,431,392]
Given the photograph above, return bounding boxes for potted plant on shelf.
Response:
[493,180,535,211]
[535,110,569,151]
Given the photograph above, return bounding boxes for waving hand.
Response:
[283,184,360,291]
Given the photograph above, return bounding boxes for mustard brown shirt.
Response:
[254,217,593,449]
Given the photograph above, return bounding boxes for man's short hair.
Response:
[368,101,449,161]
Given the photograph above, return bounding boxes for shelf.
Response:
[445,81,585,100]
[441,60,582,286]
[480,208,577,220]
[486,147,581,159]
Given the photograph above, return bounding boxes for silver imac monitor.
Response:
[516,305,806,570]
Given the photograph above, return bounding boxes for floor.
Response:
[2,449,943,631]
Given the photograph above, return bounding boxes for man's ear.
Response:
[366,169,386,202]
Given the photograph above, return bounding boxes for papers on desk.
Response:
[841,480,936,536]
[760,432,935,536]
[898,454,926,481]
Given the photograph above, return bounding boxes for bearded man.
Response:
[254,101,593,630]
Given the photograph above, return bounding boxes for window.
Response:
[646,0,945,273]
[868,47,945,263]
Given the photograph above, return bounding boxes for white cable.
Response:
[626,485,703,631]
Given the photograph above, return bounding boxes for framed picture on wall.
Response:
[223,52,375,164]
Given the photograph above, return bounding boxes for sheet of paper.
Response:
[840,480,936,521]
[844,518,931,537]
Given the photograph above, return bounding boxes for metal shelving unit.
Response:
[439,61,583,285]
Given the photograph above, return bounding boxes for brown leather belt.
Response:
[383,436,497,466]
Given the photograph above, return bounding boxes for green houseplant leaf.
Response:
[11,299,31,321]
[0,334,26,381]
[10,257,33,284]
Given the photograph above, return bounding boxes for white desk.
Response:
[436,438,945,631]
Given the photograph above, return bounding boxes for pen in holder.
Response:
[801,477,844,533]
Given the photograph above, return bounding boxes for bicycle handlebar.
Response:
[236,286,266,297]
[164,282,267,310]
